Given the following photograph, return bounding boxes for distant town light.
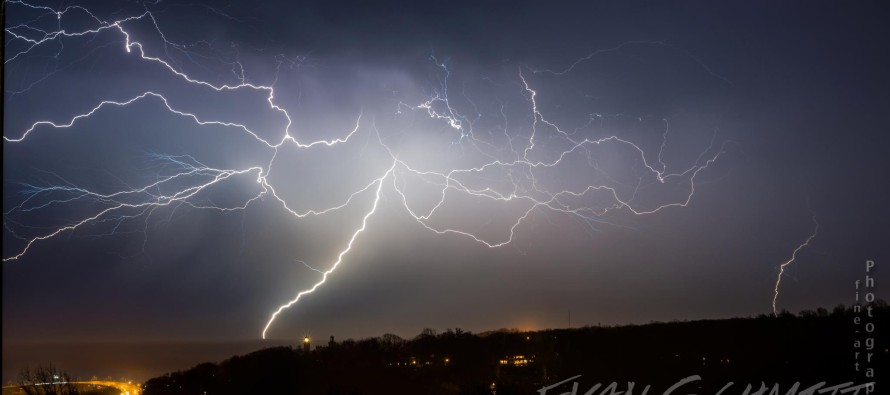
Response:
[500,354,534,366]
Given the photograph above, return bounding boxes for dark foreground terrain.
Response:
[144,304,887,395]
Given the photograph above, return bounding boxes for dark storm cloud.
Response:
[4,0,889,382]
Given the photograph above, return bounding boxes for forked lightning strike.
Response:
[5,1,733,338]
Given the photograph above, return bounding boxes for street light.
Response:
[302,335,311,353]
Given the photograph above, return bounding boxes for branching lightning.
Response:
[4,1,733,339]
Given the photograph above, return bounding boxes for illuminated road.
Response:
[78,381,142,395]
[1,381,141,395]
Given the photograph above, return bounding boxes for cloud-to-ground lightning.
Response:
[4,1,734,338]
[771,211,819,315]
[262,166,392,339]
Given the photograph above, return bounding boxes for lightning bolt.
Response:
[4,1,734,339]
[262,166,392,339]
[771,211,819,315]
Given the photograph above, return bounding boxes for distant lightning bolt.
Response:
[771,211,819,315]
[4,1,735,339]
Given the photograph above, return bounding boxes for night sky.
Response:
[4,0,889,382]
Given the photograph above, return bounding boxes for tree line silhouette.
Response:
[12,365,118,395]
[143,303,888,395]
